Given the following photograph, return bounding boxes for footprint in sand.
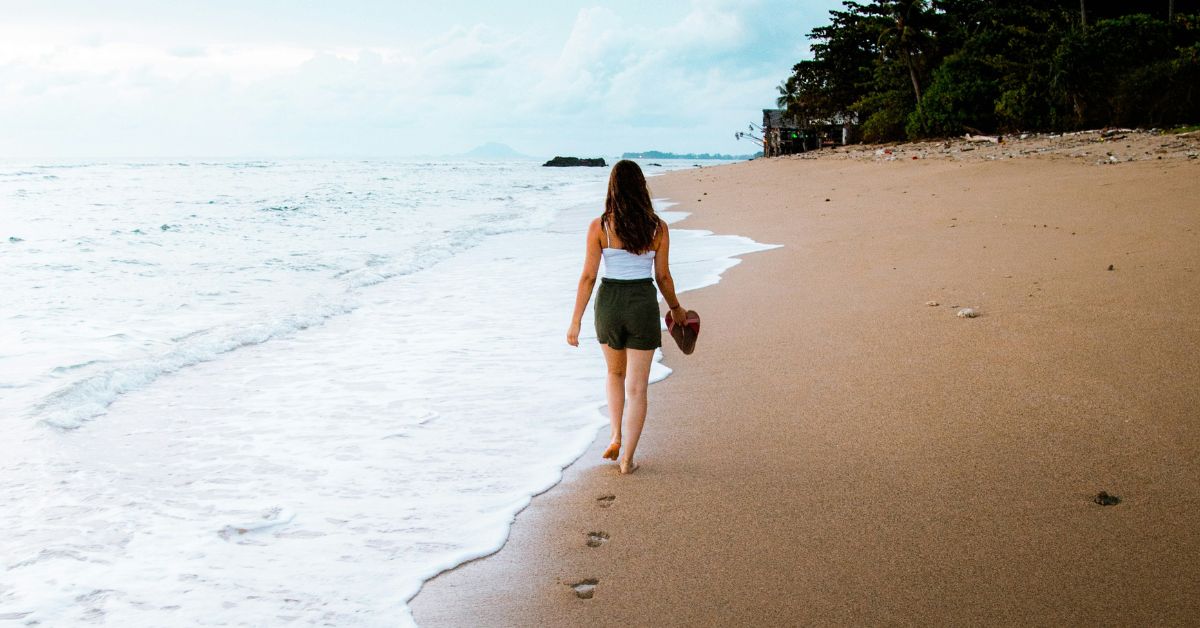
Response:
[585,531,610,548]
[596,494,615,508]
[570,579,599,599]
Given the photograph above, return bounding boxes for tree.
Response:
[877,0,934,102]
[774,0,1200,144]
[1054,12,1200,127]
[777,2,888,125]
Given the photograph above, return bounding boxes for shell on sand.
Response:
[956,307,979,318]
[926,301,939,306]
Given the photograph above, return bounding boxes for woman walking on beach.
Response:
[566,160,688,474]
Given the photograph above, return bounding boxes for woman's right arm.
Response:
[652,221,688,326]
[567,218,603,346]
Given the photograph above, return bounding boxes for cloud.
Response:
[168,46,207,58]
[0,0,831,157]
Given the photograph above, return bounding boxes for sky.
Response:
[0,1,843,158]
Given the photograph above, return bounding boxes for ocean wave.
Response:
[31,298,357,430]
[50,359,110,374]
[217,506,297,543]
[27,217,539,430]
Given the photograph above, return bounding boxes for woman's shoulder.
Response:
[586,217,605,245]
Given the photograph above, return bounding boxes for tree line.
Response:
[777,0,1200,142]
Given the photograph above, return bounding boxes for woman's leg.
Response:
[619,348,656,473]
[600,344,627,460]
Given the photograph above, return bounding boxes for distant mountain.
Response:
[460,142,532,160]
[622,150,761,160]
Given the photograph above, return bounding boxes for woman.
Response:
[566,160,688,474]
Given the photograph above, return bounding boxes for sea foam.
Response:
[0,159,776,626]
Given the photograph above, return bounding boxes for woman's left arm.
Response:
[567,218,603,346]
[653,221,688,326]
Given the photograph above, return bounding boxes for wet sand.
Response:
[411,148,1200,626]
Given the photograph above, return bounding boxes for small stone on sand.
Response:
[926,301,939,306]
[1093,491,1120,506]
[1107,264,1115,271]
[570,579,599,599]
[956,307,979,318]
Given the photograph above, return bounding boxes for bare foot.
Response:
[602,441,621,460]
[618,459,638,475]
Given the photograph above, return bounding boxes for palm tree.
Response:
[878,0,929,103]
[777,78,798,110]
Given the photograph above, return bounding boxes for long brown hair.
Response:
[603,160,658,254]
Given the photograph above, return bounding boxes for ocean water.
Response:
[0,159,776,626]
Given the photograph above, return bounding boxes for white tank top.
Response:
[601,219,656,280]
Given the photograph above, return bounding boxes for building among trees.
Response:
[762,110,854,156]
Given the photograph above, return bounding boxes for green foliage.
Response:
[778,2,890,125]
[776,1,1200,142]
[853,32,924,142]
[1053,13,1200,127]
[857,91,912,142]
[995,82,1055,131]
[906,52,999,137]
[1053,14,1177,127]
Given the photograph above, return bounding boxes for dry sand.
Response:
[411,140,1200,626]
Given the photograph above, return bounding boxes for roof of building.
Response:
[762,109,799,129]
[763,108,857,129]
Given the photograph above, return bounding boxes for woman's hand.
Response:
[567,321,581,347]
[669,305,688,328]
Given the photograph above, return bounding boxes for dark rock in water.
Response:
[542,156,606,167]
[8,236,23,243]
[648,163,662,167]
[1093,491,1120,506]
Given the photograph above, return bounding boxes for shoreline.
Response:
[395,175,778,620]
[411,150,1200,625]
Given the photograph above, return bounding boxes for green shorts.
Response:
[594,277,662,350]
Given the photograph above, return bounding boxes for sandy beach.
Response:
[411,136,1200,626]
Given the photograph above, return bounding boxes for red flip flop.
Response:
[664,310,701,355]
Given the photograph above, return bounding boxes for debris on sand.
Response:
[793,129,1200,166]
[926,301,939,307]
[1093,491,1120,506]
[956,307,979,318]
[965,133,1001,144]
[569,579,599,599]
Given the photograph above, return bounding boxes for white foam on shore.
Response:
[0,159,774,627]
[400,198,779,622]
